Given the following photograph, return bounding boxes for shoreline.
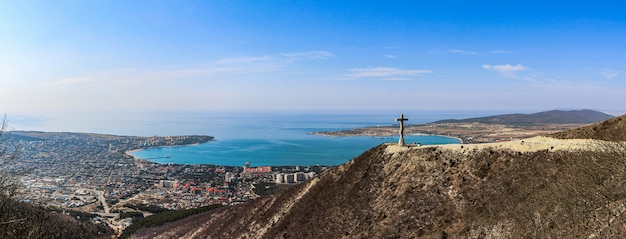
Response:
[125,142,207,162]
[124,148,144,161]
[314,130,465,144]
[120,135,214,163]
[433,134,464,144]
[395,133,464,144]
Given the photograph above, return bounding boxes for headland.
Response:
[314,109,614,143]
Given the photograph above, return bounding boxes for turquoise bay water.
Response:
[130,135,459,166]
[126,111,463,166]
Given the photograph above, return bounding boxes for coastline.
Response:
[122,135,213,163]
[314,129,465,144]
[125,148,144,161]
[431,134,463,144]
[402,133,464,145]
[125,141,209,162]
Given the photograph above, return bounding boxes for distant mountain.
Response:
[131,114,626,238]
[434,109,613,125]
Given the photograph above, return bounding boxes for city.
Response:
[9,131,326,233]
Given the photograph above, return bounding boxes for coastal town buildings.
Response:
[8,131,324,231]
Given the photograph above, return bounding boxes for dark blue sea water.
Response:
[123,111,466,166]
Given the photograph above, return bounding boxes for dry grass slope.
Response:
[549,114,626,141]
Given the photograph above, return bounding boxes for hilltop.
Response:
[434,109,613,125]
[132,114,626,238]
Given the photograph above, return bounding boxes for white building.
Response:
[275,172,317,184]
[295,172,306,182]
[275,173,284,184]
[225,172,236,183]
[285,174,295,184]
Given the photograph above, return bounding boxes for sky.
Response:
[2,1,626,117]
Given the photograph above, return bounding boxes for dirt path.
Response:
[386,136,625,155]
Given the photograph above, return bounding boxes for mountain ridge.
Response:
[433,109,613,125]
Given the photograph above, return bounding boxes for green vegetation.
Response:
[121,204,222,238]
[126,203,170,213]
[120,211,144,220]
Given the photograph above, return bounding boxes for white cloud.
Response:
[212,51,332,73]
[483,64,529,80]
[46,77,95,86]
[448,49,478,55]
[487,50,519,55]
[339,67,432,80]
[447,49,519,55]
[377,77,412,81]
[280,51,333,60]
[214,56,276,65]
[66,51,334,86]
[384,54,397,59]
[212,56,286,73]
[483,64,527,72]
[601,69,619,80]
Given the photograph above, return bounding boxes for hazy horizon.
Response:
[5,108,621,137]
[6,109,506,136]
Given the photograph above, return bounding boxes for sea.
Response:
[10,110,499,166]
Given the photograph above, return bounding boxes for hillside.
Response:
[0,196,113,239]
[132,114,626,238]
[549,114,626,141]
[434,109,613,125]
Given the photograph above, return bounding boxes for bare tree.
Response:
[0,116,21,199]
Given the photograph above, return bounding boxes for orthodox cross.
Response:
[396,114,408,146]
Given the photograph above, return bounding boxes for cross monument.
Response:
[396,114,408,146]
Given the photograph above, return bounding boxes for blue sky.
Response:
[1,1,625,116]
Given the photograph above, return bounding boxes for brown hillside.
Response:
[549,114,626,141]
[132,116,626,239]
[0,196,113,239]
